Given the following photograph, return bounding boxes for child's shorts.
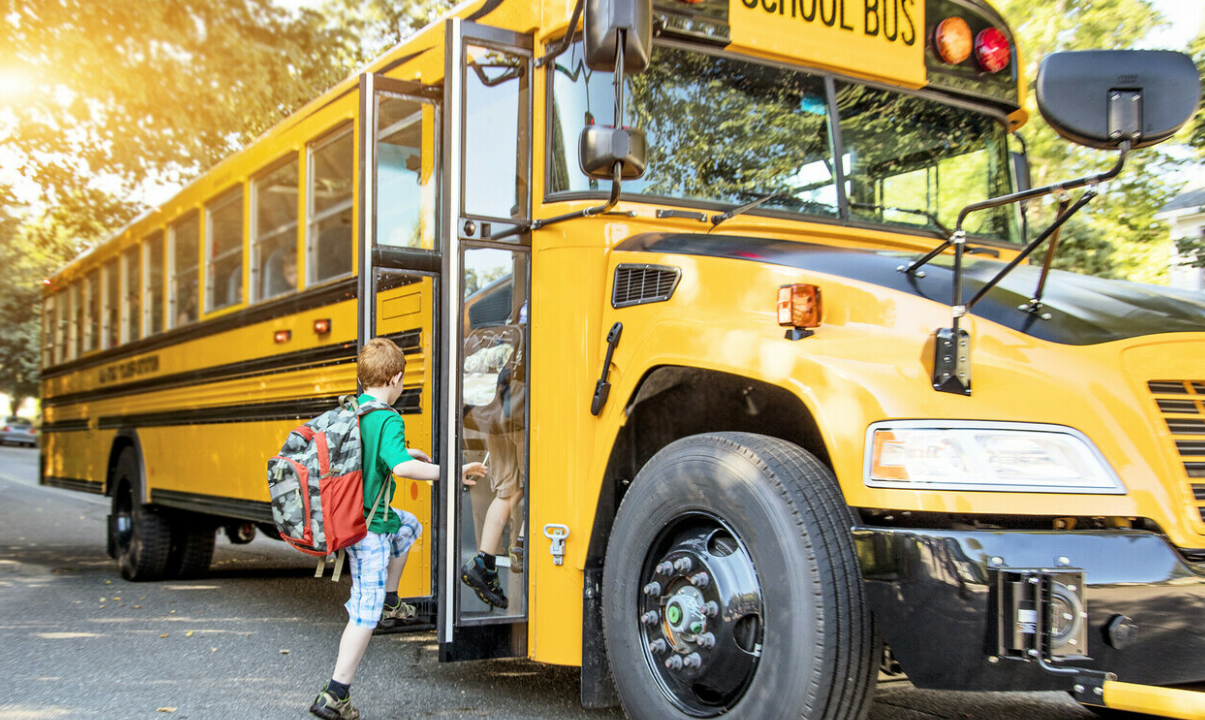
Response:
[344,509,422,628]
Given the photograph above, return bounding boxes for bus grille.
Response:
[612,264,681,308]
[1148,380,1205,523]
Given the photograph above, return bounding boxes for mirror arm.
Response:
[493,164,624,240]
[1025,196,1072,314]
[535,0,586,69]
[901,141,1129,277]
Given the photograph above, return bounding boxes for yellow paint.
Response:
[1103,681,1205,720]
[728,0,927,88]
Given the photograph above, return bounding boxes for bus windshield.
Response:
[548,42,1019,243]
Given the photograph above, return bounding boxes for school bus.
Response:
[39,0,1205,717]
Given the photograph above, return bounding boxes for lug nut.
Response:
[683,653,702,669]
[689,572,710,588]
[697,632,716,648]
[655,561,674,576]
[642,611,660,625]
[665,654,684,670]
[649,639,667,654]
[689,621,704,635]
[702,601,719,617]
[643,581,662,596]
[674,557,693,573]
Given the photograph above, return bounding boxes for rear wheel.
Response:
[603,432,876,720]
[110,450,172,582]
[167,513,216,579]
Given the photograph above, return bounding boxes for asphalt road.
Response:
[0,444,1097,720]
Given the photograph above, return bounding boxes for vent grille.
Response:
[612,264,681,309]
[1149,380,1205,524]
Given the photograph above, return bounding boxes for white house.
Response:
[1156,183,1205,292]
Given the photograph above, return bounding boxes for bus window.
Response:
[68,282,80,361]
[376,97,436,249]
[144,231,165,335]
[53,290,65,365]
[253,158,299,301]
[835,82,1018,242]
[102,260,119,349]
[206,189,244,312]
[121,245,140,343]
[307,125,353,283]
[463,45,528,223]
[41,294,53,369]
[84,269,99,354]
[170,215,199,328]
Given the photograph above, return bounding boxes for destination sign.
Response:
[729,0,927,87]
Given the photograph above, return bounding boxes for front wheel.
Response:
[602,433,876,720]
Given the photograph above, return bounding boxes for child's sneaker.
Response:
[310,685,360,720]
[460,555,508,608]
[377,597,417,629]
[508,538,524,574]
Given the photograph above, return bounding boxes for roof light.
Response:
[975,27,1011,73]
[934,17,972,65]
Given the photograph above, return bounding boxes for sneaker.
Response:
[310,685,360,720]
[460,555,508,608]
[508,539,525,574]
[378,597,417,629]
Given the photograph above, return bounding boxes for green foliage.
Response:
[995,0,1180,281]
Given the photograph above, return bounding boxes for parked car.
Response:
[1,419,37,447]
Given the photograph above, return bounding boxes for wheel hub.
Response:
[638,520,764,715]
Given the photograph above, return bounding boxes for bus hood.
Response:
[616,232,1205,346]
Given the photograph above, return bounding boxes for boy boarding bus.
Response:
[40,0,1205,717]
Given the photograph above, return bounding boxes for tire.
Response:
[602,432,876,720]
[166,514,216,579]
[110,449,172,582]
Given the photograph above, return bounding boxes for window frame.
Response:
[251,154,301,303]
[41,294,54,369]
[101,259,119,350]
[144,230,166,336]
[306,122,356,287]
[83,269,100,354]
[121,244,141,344]
[204,187,245,315]
[169,212,200,330]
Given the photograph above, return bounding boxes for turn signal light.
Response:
[934,17,972,65]
[274,330,291,344]
[777,284,822,329]
[313,318,331,334]
[975,27,1011,73]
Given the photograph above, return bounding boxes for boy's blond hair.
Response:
[357,337,406,388]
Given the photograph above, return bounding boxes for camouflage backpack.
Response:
[267,395,397,557]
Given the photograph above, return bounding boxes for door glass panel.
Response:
[376,95,437,250]
[463,45,529,223]
[458,246,529,620]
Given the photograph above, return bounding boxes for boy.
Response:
[311,337,486,720]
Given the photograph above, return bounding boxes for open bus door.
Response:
[438,18,533,661]
[357,72,443,629]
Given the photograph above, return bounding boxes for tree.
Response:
[995,0,1179,280]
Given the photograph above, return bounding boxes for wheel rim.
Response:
[114,487,135,557]
[638,512,764,716]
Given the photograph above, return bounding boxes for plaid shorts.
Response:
[344,509,422,627]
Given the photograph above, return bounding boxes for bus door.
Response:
[438,18,533,661]
[358,73,442,629]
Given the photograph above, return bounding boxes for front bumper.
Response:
[854,527,1205,696]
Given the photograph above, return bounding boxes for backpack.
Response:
[267,394,397,559]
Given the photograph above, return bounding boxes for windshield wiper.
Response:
[709,193,790,229]
[849,202,952,238]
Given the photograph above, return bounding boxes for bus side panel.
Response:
[42,428,115,494]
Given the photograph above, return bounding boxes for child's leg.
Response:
[480,491,522,556]
[385,550,409,591]
[332,622,375,684]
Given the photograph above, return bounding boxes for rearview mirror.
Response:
[580,126,647,180]
[1036,49,1200,149]
[583,0,652,73]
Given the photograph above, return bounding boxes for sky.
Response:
[1145,0,1205,50]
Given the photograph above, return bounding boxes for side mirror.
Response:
[580,126,647,179]
[583,0,652,73]
[1036,49,1200,150]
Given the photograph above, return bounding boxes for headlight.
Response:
[864,421,1126,494]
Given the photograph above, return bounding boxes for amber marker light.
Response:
[975,27,1011,73]
[777,284,822,340]
[934,17,972,65]
[313,318,331,335]
[274,330,292,343]
[870,431,910,481]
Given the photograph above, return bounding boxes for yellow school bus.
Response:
[41,0,1205,717]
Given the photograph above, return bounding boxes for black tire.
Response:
[110,449,172,582]
[603,432,876,720]
[166,514,216,579]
